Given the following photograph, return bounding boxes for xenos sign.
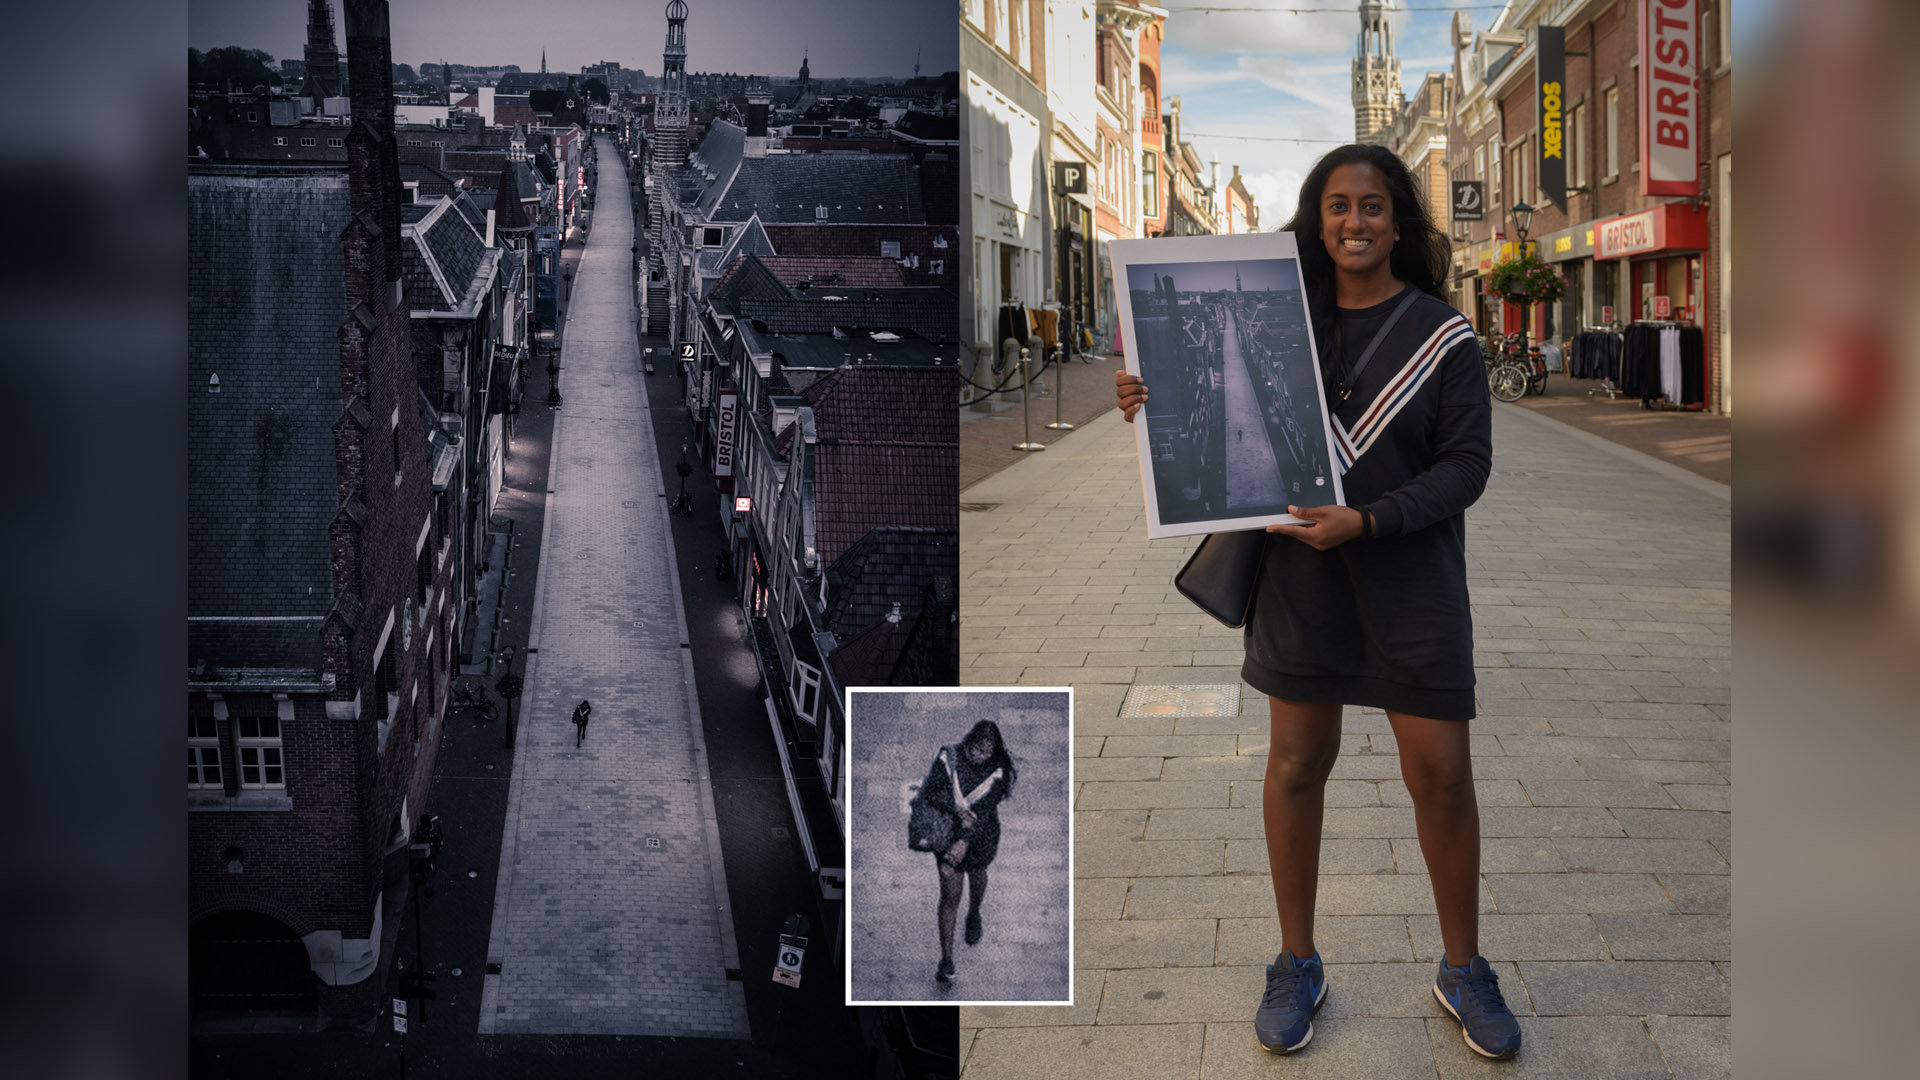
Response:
[1536,25,1566,210]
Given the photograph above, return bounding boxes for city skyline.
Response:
[189,0,958,81]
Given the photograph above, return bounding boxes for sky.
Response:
[1157,0,1500,229]
[1127,257,1300,296]
[188,0,958,80]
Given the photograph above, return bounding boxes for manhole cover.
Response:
[771,827,789,838]
[1121,684,1242,717]
[646,837,661,848]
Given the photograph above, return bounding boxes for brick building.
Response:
[1447,0,1732,412]
[187,0,454,1026]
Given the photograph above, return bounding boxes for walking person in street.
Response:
[1116,144,1518,1059]
[572,699,591,747]
[920,720,1017,986]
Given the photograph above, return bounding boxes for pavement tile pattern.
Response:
[957,403,1730,1077]
[476,147,749,1039]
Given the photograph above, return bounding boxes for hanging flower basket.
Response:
[1486,251,1567,306]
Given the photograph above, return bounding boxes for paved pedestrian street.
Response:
[477,138,750,1039]
[957,403,1730,1077]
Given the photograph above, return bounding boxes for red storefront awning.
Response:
[1594,202,1709,260]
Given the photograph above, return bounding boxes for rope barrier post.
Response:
[1045,344,1074,431]
[1012,347,1046,452]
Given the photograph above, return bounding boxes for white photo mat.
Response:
[1109,231,1346,539]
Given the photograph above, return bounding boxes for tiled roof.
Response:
[893,111,959,142]
[804,366,958,565]
[713,214,775,269]
[761,223,959,291]
[760,331,953,371]
[707,154,925,224]
[827,575,959,688]
[690,121,747,216]
[755,256,909,287]
[187,167,346,661]
[493,160,530,230]
[711,254,791,302]
[822,526,958,637]
[404,198,492,312]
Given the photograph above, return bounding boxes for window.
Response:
[301,136,316,147]
[273,136,288,146]
[1013,0,1030,70]
[815,204,829,221]
[1488,140,1500,216]
[247,111,259,123]
[992,0,1009,51]
[1142,151,1158,219]
[703,226,723,246]
[1717,0,1732,70]
[408,138,423,147]
[929,259,944,275]
[188,717,221,788]
[1605,87,1620,179]
[235,716,285,789]
[391,418,403,484]
[430,140,444,148]
[329,137,344,147]
[792,660,821,721]
[880,239,902,258]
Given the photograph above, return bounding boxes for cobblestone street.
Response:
[477,138,749,1039]
[958,402,1731,1078]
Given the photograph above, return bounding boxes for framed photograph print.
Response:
[1109,231,1345,539]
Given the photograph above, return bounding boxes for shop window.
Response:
[188,717,222,788]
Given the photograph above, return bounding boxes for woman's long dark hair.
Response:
[1280,144,1452,365]
[959,719,1017,799]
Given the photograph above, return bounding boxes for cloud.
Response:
[1161,10,1354,58]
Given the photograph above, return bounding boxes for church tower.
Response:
[656,0,690,169]
[303,0,344,102]
[1351,0,1404,144]
[798,49,810,92]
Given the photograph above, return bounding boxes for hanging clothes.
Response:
[1035,308,1061,349]
[1659,326,1681,403]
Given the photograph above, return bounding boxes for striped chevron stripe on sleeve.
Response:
[1331,315,1476,473]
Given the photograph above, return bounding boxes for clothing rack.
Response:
[1624,319,1706,411]
[1573,324,1623,399]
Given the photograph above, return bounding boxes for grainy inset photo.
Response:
[845,688,1072,1005]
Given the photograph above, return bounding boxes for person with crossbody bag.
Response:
[907,720,1016,986]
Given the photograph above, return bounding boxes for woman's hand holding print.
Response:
[958,806,978,831]
[1269,503,1367,550]
[1116,371,1148,422]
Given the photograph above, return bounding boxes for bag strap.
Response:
[944,749,965,807]
[1340,287,1422,401]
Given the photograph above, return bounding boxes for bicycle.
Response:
[449,680,499,722]
[669,490,693,517]
[1487,332,1546,403]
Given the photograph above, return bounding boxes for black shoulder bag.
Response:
[906,749,964,852]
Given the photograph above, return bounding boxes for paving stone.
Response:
[1080,780,1230,810]
[1464,755,1591,780]
[1075,757,1166,782]
[1553,837,1728,875]
[963,1023,1205,1080]
[1623,738,1730,761]
[1160,755,1268,780]
[1313,874,1494,916]
[1077,877,1130,920]
[1656,874,1730,914]
[1478,806,1625,837]
[1545,716,1681,739]
[1100,735,1240,758]
[1317,960,1522,1019]
[1518,960,1730,1016]
[1145,808,1267,839]
[1319,807,1420,838]
[1665,784,1731,811]
[1408,913,1607,962]
[1199,1018,1434,1079]
[1428,1015,1671,1078]
[1075,809,1150,842]
[1497,734,1635,758]
[1215,915,1413,965]
[1226,837,1395,876]
[1327,755,1406,780]
[1593,913,1730,961]
[1485,873,1675,913]
[1576,757,1725,784]
[1647,1015,1729,1079]
[1096,965,1264,1024]
[1520,780,1678,809]
[1125,876,1276,919]
[1076,839,1225,878]
[1609,808,1730,845]
[1076,918,1218,969]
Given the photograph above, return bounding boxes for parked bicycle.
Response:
[1487,331,1547,403]
[669,490,694,517]
[449,680,499,722]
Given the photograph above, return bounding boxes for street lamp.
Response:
[1510,201,1536,357]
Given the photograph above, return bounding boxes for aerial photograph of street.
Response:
[1124,254,1335,532]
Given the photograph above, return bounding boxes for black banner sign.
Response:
[1538,24,1566,211]
[1450,180,1485,222]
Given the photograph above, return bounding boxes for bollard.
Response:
[1045,343,1075,432]
[1012,347,1046,452]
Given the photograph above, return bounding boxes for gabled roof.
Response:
[187,166,347,667]
[756,256,910,288]
[689,121,747,215]
[710,253,792,303]
[822,526,958,638]
[493,160,532,231]
[713,213,775,268]
[403,197,494,313]
[828,574,959,688]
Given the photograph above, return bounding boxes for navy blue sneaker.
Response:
[1254,951,1327,1053]
[1433,956,1522,1059]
